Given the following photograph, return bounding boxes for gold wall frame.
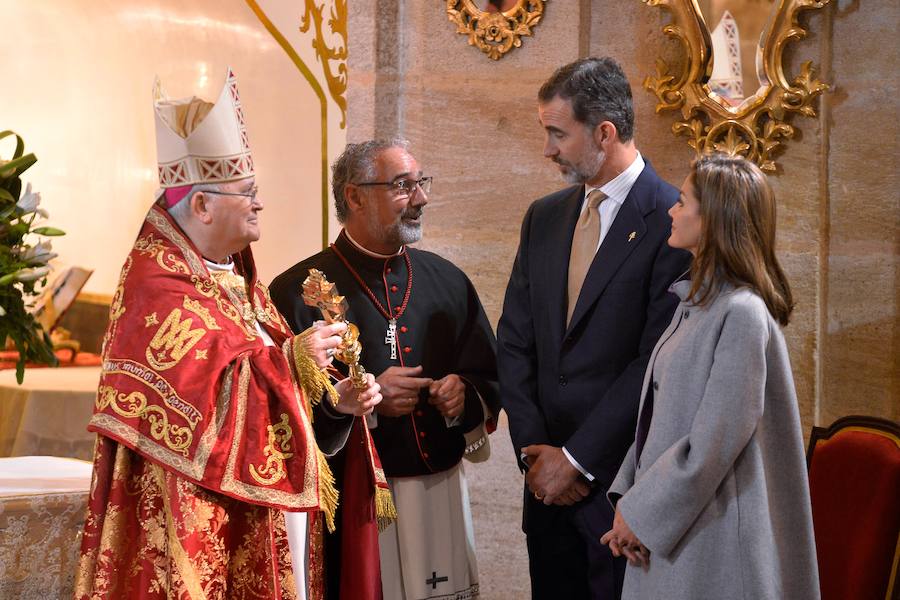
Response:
[642,0,831,172]
[446,0,547,61]
[301,0,348,129]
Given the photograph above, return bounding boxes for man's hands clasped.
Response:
[375,366,465,418]
[302,325,466,420]
[522,444,591,506]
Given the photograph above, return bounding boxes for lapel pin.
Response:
[628,231,636,242]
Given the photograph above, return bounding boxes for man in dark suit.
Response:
[497,57,691,599]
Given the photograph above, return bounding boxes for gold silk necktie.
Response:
[567,189,607,326]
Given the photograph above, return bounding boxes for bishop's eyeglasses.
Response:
[207,186,260,204]
[355,176,432,197]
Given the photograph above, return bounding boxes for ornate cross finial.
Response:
[301,269,368,388]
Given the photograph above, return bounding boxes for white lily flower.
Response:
[14,266,51,282]
[18,241,58,265]
[0,305,5,317]
[16,183,42,215]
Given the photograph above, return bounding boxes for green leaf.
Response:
[32,226,65,236]
[8,178,21,201]
[0,153,36,178]
[0,272,19,285]
[0,130,25,160]
[0,188,13,203]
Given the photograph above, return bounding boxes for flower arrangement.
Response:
[1,130,65,382]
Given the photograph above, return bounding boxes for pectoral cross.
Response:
[385,318,397,360]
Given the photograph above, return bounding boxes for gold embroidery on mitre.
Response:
[96,385,193,456]
[249,413,295,486]
[182,295,221,330]
[144,312,159,327]
[194,349,208,360]
[146,308,207,371]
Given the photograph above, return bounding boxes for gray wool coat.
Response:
[608,280,820,600]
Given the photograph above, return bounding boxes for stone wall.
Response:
[346,0,899,431]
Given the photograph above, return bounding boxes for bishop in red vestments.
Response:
[74,69,384,600]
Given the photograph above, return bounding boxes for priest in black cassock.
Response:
[269,138,500,600]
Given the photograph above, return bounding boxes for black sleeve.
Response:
[269,270,315,335]
[496,203,552,466]
[454,273,500,433]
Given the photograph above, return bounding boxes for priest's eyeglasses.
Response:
[355,177,432,197]
[207,186,260,204]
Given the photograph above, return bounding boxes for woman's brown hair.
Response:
[687,153,794,325]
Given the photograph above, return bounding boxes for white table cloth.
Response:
[0,456,93,599]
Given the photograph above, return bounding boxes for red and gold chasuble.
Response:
[75,205,338,599]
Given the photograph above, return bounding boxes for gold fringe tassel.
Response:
[292,331,339,415]
[375,486,397,532]
[317,448,339,533]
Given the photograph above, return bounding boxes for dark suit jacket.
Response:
[497,161,690,534]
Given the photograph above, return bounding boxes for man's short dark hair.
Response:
[538,57,635,142]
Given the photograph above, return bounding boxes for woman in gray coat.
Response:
[601,154,819,599]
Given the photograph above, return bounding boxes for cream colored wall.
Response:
[0,0,345,295]
[346,0,899,432]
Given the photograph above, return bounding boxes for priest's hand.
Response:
[301,321,348,368]
[600,508,650,568]
[333,373,382,417]
[375,365,433,417]
[428,374,465,418]
[522,444,580,505]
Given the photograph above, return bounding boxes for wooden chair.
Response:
[807,415,900,600]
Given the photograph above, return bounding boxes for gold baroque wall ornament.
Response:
[300,0,348,128]
[446,0,547,61]
[641,0,831,172]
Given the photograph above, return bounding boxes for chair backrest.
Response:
[807,415,900,600]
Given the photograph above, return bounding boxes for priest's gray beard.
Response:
[369,207,424,247]
[556,143,606,184]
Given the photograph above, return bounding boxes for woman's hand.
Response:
[600,507,651,568]
[301,321,347,368]
[334,373,382,416]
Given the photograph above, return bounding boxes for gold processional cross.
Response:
[301,269,368,389]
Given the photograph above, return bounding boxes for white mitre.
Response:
[154,67,254,205]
